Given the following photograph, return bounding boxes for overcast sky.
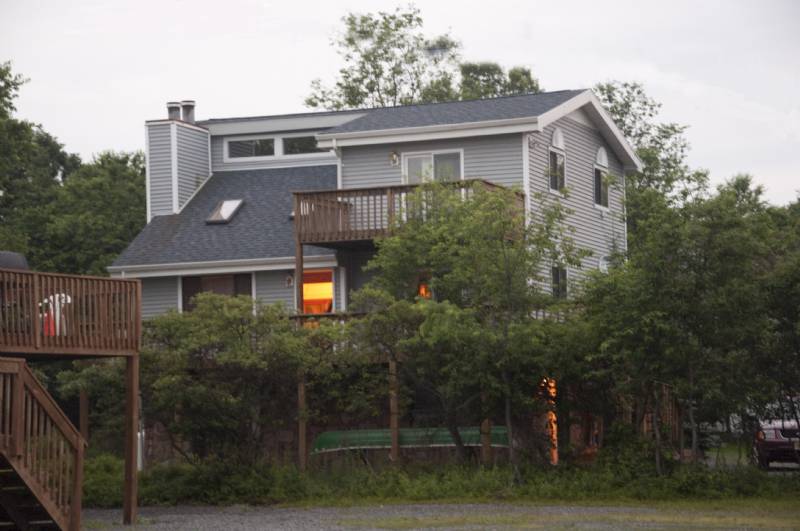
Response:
[2,0,798,204]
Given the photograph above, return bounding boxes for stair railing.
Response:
[0,357,84,530]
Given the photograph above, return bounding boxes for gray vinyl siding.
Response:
[147,123,174,217]
[528,116,627,285]
[255,270,294,309]
[176,126,210,208]
[340,134,523,189]
[141,276,178,319]
[210,136,338,172]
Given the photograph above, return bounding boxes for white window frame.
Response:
[547,147,567,196]
[223,132,332,163]
[400,148,465,184]
[593,165,610,211]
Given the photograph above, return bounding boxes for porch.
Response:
[0,269,140,358]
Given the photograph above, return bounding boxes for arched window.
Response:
[548,128,565,191]
[595,146,608,168]
[594,147,609,208]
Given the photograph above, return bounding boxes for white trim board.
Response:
[109,255,338,279]
[144,125,152,223]
[170,122,178,213]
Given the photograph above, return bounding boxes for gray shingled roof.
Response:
[324,90,586,135]
[112,166,336,268]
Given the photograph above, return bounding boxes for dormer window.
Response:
[283,136,327,155]
[228,138,274,158]
[207,199,243,224]
[548,128,565,192]
[594,147,609,208]
[224,134,329,162]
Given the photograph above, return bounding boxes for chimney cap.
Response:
[167,101,181,108]
[180,99,196,106]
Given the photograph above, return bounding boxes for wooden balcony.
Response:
[293,179,524,247]
[0,269,141,358]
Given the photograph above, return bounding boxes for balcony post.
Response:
[123,354,139,525]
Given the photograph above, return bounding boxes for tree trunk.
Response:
[688,367,699,463]
[446,421,467,463]
[653,386,663,476]
[502,370,521,484]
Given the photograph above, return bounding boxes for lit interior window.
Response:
[417,282,431,299]
[207,199,243,224]
[303,270,333,314]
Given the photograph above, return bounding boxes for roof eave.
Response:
[316,116,541,148]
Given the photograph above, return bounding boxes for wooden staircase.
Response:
[0,358,84,530]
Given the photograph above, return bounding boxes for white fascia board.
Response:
[537,91,643,172]
[144,124,152,223]
[108,255,338,278]
[146,119,209,133]
[316,117,541,148]
[170,122,178,213]
[204,113,365,136]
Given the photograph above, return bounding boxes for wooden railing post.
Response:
[32,273,41,350]
[70,442,84,531]
[11,361,24,456]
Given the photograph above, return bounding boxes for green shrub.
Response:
[83,454,124,508]
[83,454,800,508]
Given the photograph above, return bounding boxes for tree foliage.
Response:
[0,61,145,274]
[306,6,540,110]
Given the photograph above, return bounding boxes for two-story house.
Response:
[109,91,641,317]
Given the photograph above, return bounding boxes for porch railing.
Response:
[0,269,141,357]
[293,179,524,245]
[0,357,85,530]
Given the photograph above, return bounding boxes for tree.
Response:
[305,6,460,110]
[305,6,541,110]
[0,61,81,262]
[458,63,540,100]
[351,183,585,473]
[0,62,145,275]
[38,152,146,275]
[139,294,318,465]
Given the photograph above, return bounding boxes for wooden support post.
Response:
[297,374,307,472]
[388,360,399,463]
[79,389,89,442]
[70,441,84,531]
[123,355,139,525]
[294,196,304,315]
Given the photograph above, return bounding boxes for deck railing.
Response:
[0,357,85,530]
[293,179,524,245]
[0,269,141,357]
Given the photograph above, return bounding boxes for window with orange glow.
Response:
[417,282,431,299]
[302,270,333,314]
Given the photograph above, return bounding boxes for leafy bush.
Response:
[83,454,124,508]
[83,454,800,508]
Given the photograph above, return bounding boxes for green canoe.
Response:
[311,426,508,454]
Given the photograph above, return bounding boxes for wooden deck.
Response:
[292,179,524,246]
[0,269,141,358]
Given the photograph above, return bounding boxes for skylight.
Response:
[207,199,243,224]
